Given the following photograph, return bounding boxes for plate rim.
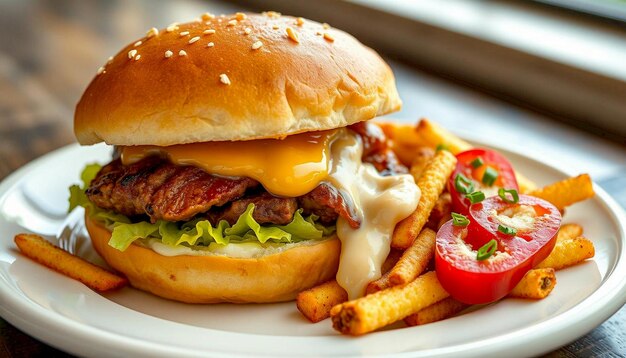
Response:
[0,141,625,358]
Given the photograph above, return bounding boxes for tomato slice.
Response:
[448,149,519,214]
[435,195,561,304]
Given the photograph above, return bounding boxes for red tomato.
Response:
[448,149,519,214]
[435,195,561,304]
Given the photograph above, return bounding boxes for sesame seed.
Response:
[107,56,114,63]
[189,36,200,44]
[219,74,231,85]
[203,29,216,35]
[179,50,187,56]
[134,54,141,61]
[166,23,179,32]
[128,49,137,59]
[252,41,263,50]
[244,27,251,35]
[236,12,247,21]
[179,31,190,36]
[272,25,279,30]
[134,40,142,47]
[217,18,222,23]
[97,66,105,75]
[207,42,214,47]
[286,27,299,43]
[296,17,304,26]
[201,12,215,21]
[323,32,335,42]
[164,50,173,58]
[263,11,281,18]
[322,23,330,29]
[227,19,237,26]
[146,27,159,38]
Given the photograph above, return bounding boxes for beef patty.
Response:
[86,123,405,227]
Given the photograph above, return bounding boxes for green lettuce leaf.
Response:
[68,164,335,252]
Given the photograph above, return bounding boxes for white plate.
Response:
[0,142,625,358]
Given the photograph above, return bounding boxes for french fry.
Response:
[529,174,594,211]
[389,228,436,286]
[14,233,127,292]
[391,150,457,249]
[365,271,392,295]
[330,271,449,335]
[537,237,595,270]
[376,122,426,165]
[557,223,583,242]
[509,268,556,299]
[415,118,471,155]
[404,297,469,326]
[381,249,403,274]
[296,280,348,323]
[409,147,435,181]
[426,193,451,230]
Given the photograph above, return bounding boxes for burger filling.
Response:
[69,122,406,251]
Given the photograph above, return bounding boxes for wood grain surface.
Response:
[0,0,624,357]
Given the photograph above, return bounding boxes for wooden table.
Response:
[1,0,625,356]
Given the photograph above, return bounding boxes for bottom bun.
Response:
[85,215,340,303]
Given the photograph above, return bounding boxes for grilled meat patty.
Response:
[86,123,405,227]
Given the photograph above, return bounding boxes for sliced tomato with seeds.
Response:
[448,149,519,214]
[435,195,561,304]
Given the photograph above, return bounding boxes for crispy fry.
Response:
[537,237,595,270]
[404,297,469,326]
[376,122,426,165]
[365,271,392,295]
[382,249,403,274]
[557,223,583,242]
[330,271,449,335]
[529,174,594,211]
[14,233,127,292]
[409,147,435,181]
[414,118,471,155]
[296,280,348,323]
[391,150,457,249]
[389,228,436,286]
[509,268,556,299]
[426,193,451,230]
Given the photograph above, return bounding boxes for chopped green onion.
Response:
[470,157,484,168]
[436,143,449,152]
[466,191,486,204]
[477,239,498,261]
[454,174,474,194]
[482,166,499,186]
[498,224,517,236]
[498,188,519,204]
[451,212,470,226]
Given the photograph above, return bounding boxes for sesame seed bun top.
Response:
[74,12,402,146]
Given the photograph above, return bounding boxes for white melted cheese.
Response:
[491,204,537,232]
[329,130,421,299]
[133,129,420,299]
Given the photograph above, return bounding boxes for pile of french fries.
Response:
[297,118,595,335]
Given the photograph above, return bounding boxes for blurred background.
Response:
[0,0,625,356]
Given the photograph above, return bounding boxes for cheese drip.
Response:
[120,130,338,197]
[329,130,420,299]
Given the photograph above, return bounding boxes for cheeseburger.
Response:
[70,12,420,303]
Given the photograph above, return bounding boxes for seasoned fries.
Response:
[331,272,448,335]
[557,223,584,242]
[509,268,557,299]
[537,237,595,270]
[530,174,594,211]
[297,280,348,323]
[409,147,435,180]
[14,233,127,292]
[388,228,436,285]
[391,151,457,249]
[414,118,471,155]
[404,297,469,326]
